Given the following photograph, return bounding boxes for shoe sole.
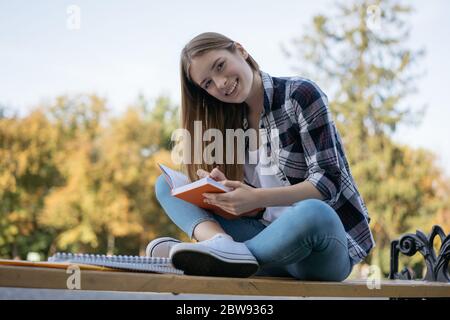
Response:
[171,249,259,278]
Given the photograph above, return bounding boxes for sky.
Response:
[1,0,449,175]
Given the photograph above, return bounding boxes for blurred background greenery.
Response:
[1,0,448,279]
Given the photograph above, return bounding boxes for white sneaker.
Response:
[146,237,182,258]
[169,233,259,278]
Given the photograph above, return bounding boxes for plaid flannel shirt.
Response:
[243,70,375,266]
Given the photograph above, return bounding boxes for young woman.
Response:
[150,32,375,280]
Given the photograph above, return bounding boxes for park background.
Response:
[1,0,449,279]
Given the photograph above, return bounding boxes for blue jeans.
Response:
[155,174,353,281]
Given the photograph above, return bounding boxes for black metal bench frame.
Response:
[389,225,449,282]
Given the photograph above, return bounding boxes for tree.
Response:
[282,0,450,275]
[0,108,60,259]
[38,94,185,257]
[1,90,184,259]
[93,97,180,255]
[38,95,110,254]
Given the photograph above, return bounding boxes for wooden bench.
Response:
[1,265,449,298]
[2,225,448,299]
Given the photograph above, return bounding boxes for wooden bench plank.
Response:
[0,265,449,298]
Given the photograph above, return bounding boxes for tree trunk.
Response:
[107,234,115,255]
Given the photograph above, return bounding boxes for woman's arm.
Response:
[204,179,325,217]
[251,81,340,209]
[290,80,342,206]
[255,181,325,208]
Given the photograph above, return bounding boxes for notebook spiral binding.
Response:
[48,252,183,275]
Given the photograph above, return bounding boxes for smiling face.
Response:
[188,44,255,104]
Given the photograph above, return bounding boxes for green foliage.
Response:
[0,94,185,259]
[0,109,61,258]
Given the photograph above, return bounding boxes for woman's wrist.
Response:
[254,181,325,208]
[254,188,271,208]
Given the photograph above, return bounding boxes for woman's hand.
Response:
[197,167,227,181]
[202,180,262,217]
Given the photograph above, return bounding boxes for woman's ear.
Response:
[234,42,249,59]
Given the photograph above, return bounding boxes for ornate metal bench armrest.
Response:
[389,225,449,282]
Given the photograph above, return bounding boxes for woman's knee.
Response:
[289,199,342,233]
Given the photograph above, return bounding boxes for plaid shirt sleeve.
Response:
[290,81,341,206]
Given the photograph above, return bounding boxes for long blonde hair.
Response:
[179,32,260,182]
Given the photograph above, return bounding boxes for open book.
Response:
[158,164,262,220]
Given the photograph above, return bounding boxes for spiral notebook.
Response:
[48,252,184,275]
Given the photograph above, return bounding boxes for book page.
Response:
[172,176,231,195]
[158,164,190,189]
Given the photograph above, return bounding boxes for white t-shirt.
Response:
[244,146,292,226]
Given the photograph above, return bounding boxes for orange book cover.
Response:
[158,164,263,220]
